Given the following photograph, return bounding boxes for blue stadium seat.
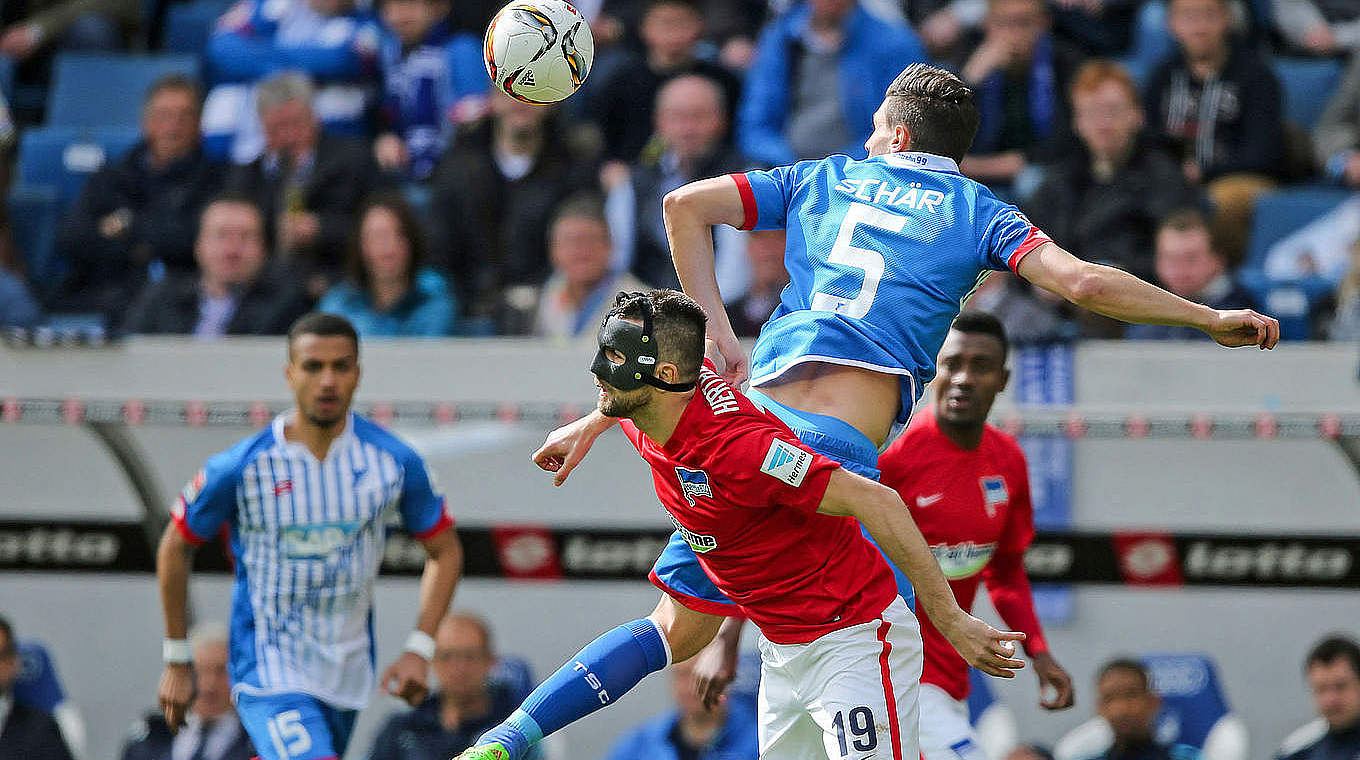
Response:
[16,126,142,214]
[8,186,62,298]
[1273,58,1343,131]
[47,53,200,128]
[165,0,234,55]
[1116,1,1174,88]
[1237,188,1350,340]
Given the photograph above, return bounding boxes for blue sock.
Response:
[476,619,670,759]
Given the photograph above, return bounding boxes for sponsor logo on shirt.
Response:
[669,514,718,553]
[175,469,207,516]
[697,366,739,415]
[280,520,363,558]
[931,541,998,579]
[759,439,812,487]
[915,492,944,508]
[979,476,1008,517]
[675,467,713,506]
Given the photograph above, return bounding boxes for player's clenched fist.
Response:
[531,410,617,486]
[380,652,430,706]
[1206,308,1280,350]
[936,612,1027,678]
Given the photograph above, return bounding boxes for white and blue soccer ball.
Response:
[483,0,594,104]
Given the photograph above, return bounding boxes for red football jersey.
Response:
[878,412,1048,700]
[621,363,899,645]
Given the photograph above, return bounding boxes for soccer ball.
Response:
[483,0,595,104]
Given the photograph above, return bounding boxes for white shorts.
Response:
[756,596,923,760]
[918,683,988,760]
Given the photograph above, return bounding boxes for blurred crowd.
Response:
[3,611,1359,760]
[0,0,1358,342]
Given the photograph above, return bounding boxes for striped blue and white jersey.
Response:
[730,152,1052,424]
[172,412,451,709]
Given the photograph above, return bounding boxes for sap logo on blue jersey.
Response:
[980,476,1008,517]
[280,520,363,558]
[675,467,714,505]
[834,178,945,212]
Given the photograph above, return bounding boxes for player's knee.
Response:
[647,596,722,663]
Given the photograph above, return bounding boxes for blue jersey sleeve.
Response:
[398,450,451,539]
[731,164,804,231]
[976,194,1051,273]
[171,451,239,545]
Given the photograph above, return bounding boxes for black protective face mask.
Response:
[591,293,696,393]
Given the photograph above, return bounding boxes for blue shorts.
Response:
[649,389,916,614]
[235,691,358,760]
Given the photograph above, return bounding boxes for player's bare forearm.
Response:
[1016,242,1280,348]
[664,177,748,380]
[533,410,619,485]
[415,527,463,636]
[156,521,195,639]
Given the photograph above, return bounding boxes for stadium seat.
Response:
[1054,654,1248,760]
[15,640,88,760]
[47,53,200,128]
[165,0,235,55]
[1273,58,1344,131]
[7,186,62,298]
[1116,1,1174,88]
[16,125,142,214]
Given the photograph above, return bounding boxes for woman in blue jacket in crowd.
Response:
[319,190,457,337]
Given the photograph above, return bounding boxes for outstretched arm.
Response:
[1016,242,1280,349]
[532,410,619,486]
[817,469,1026,678]
[380,527,463,706]
[664,177,750,385]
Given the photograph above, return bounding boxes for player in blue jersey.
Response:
[155,313,463,760]
[658,62,1279,705]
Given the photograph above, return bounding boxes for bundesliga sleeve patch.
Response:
[759,439,813,487]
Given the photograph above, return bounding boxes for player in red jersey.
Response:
[456,290,1026,760]
[878,311,1075,760]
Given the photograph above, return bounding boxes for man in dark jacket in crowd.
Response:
[125,194,311,336]
[225,71,377,287]
[430,92,596,319]
[0,616,73,760]
[1277,636,1360,760]
[1146,0,1283,264]
[53,74,223,326]
[1026,60,1196,283]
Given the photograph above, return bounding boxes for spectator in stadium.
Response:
[0,615,74,760]
[431,91,596,320]
[956,0,1082,189]
[120,622,254,760]
[725,229,788,338]
[583,0,741,165]
[0,0,135,63]
[1128,209,1255,340]
[1316,56,1360,187]
[963,273,1074,343]
[202,0,380,164]
[1271,0,1360,54]
[515,194,647,339]
[603,657,758,760]
[225,72,378,286]
[52,75,223,327]
[373,0,487,181]
[606,74,746,291]
[1277,635,1360,760]
[1025,60,1196,284]
[125,194,312,336]
[317,191,456,337]
[368,613,523,760]
[1083,659,1198,760]
[1147,0,1283,265]
[737,0,927,166]
[1324,238,1360,341]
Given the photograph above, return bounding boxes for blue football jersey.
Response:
[731,152,1051,423]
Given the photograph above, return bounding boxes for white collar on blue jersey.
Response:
[272,410,357,462]
[879,152,960,173]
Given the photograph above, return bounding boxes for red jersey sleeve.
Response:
[982,442,1048,654]
[709,420,839,513]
